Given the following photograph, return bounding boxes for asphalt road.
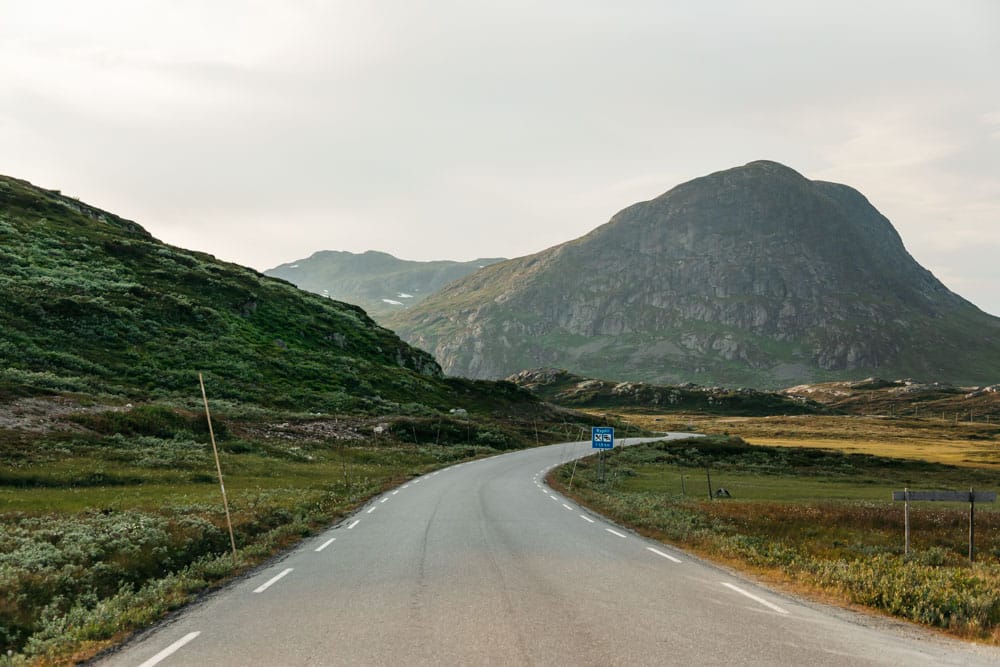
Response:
[99,436,1000,666]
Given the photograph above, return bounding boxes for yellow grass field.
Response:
[612,413,1000,469]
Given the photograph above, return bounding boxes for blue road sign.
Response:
[592,426,614,449]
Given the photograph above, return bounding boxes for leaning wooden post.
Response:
[200,373,238,560]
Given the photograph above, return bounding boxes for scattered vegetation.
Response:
[551,435,1000,642]
[0,177,609,663]
[0,399,606,663]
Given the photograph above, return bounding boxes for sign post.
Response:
[592,427,614,482]
[892,489,996,561]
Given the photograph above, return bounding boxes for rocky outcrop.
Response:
[388,161,1000,388]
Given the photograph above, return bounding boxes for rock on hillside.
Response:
[0,175,452,411]
[508,368,825,415]
[782,377,1000,420]
[388,161,1000,388]
[266,251,505,321]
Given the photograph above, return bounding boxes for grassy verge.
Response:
[0,400,599,665]
[549,435,1000,643]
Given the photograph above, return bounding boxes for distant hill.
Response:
[782,377,1000,419]
[0,175,516,413]
[509,368,827,415]
[388,161,1000,388]
[265,251,505,320]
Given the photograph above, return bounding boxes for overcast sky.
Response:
[2,1,998,315]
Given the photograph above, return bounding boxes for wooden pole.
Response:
[969,488,976,562]
[904,487,910,557]
[200,373,237,559]
[706,467,713,500]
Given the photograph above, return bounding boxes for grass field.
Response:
[551,415,1000,642]
[621,412,1000,469]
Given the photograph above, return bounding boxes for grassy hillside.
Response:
[0,175,498,414]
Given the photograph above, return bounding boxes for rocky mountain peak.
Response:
[387,162,1000,388]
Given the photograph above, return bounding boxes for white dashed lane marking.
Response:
[721,583,789,615]
[315,538,336,552]
[137,632,200,667]
[646,547,681,563]
[253,568,293,593]
[605,528,627,539]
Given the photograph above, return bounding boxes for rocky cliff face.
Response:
[387,161,1000,388]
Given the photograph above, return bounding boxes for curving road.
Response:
[99,437,1000,666]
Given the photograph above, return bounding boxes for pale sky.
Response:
[2,1,998,315]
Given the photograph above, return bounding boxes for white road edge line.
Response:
[137,631,201,667]
[579,515,595,523]
[366,507,376,514]
[253,568,293,593]
[721,582,790,615]
[646,546,682,563]
[380,498,388,503]
[315,538,336,552]
[347,520,360,529]
[605,528,627,539]
[402,484,410,489]
[549,495,560,501]
[392,490,400,495]
[562,503,574,511]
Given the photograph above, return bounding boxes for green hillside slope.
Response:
[0,175,485,413]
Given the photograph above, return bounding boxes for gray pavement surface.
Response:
[98,436,1000,666]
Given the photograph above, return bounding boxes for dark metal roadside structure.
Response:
[892,488,997,561]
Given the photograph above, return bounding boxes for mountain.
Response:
[387,161,1000,388]
[0,175,500,413]
[265,251,505,320]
